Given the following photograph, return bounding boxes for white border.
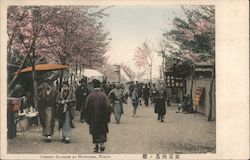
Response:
[1,0,249,159]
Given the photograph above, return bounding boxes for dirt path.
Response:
[8,102,215,154]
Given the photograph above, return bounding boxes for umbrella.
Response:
[15,64,69,74]
[83,69,103,82]
[83,69,103,78]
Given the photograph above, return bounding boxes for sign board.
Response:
[193,87,204,106]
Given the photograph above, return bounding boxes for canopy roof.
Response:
[15,64,69,74]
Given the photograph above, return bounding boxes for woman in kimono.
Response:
[56,82,76,143]
[154,84,167,122]
[131,86,139,117]
[38,80,57,142]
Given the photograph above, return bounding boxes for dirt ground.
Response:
[7,102,216,154]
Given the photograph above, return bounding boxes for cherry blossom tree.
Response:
[133,41,153,82]
[120,63,135,81]
[162,5,215,57]
[7,6,111,107]
[161,5,215,121]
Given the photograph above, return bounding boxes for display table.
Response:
[26,112,39,127]
[16,111,39,132]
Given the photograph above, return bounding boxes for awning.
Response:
[83,69,103,78]
[15,64,69,74]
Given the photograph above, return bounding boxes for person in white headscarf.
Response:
[108,82,124,124]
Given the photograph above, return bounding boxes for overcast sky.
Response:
[103,5,184,79]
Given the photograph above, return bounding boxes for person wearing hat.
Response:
[75,78,89,122]
[84,79,111,153]
[108,82,124,124]
[154,83,167,122]
[56,82,76,143]
[37,79,58,142]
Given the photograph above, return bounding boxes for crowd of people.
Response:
[8,78,170,153]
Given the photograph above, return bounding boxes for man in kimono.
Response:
[108,82,124,124]
[56,82,76,143]
[143,84,150,106]
[75,78,89,122]
[38,80,57,142]
[150,83,157,105]
[128,82,134,97]
[101,80,109,95]
[84,79,111,153]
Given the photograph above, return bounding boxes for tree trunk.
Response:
[208,66,215,121]
[31,63,38,109]
[7,34,15,55]
[150,60,153,84]
[190,65,195,111]
[31,47,38,109]
[75,60,78,78]
[8,47,33,92]
[59,56,66,92]
[8,23,44,92]
[79,62,82,78]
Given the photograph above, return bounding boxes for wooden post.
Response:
[189,65,195,111]
[31,48,38,109]
[208,65,215,121]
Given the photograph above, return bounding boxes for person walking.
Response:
[149,83,157,105]
[84,79,111,153]
[143,84,150,106]
[101,80,109,95]
[108,82,124,124]
[136,83,143,105]
[128,82,134,97]
[37,80,57,142]
[131,87,139,117]
[56,82,76,143]
[154,84,167,122]
[75,79,89,122]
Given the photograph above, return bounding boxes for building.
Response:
[164,57,215,121]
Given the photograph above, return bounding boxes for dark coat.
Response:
[154,89,166,116]
[137,86,143,97]
[101,84,110,95]
[56,90,76,129]
[84,88,111,135]
[143,86,150,98]
[75,85,89,111]
[38,88,57,128]
[128,84,134,96]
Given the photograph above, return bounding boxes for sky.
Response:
[103,5,184,79]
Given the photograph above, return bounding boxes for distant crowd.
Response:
[8,78,170,153]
